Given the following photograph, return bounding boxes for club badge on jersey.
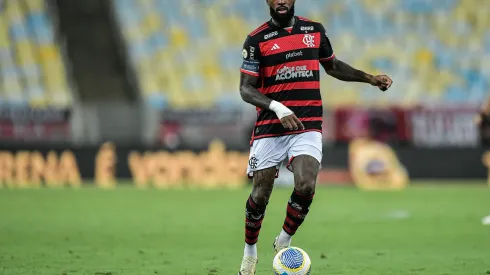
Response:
[302,34,315,47]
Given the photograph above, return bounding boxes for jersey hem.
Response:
[250,129,322,145]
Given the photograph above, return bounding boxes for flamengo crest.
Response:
[302,34,315,47]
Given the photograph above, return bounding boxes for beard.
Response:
[269,4,295,27]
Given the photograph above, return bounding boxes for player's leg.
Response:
[245,167,277,254]
[240,137,288,274]
[240,167,277,275]
[274,132,322,251]
[274,155,319,250]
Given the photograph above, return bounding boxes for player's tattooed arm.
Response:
[239,72,305,130]
[321,57,393,91]
[239,72,272,110]
[321,57,371,82]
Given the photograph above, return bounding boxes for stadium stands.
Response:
[114,0,490,108]
[0,0,73,107]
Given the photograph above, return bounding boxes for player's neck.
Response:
[271,17,295,28]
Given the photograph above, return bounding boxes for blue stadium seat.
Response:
[113,0,490,108]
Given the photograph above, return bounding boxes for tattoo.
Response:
[240,73,272,110]
[321,57,373,84]
[251,166,276,206]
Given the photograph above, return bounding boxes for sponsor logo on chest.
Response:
[286,51,303,59]
[276,65,313,81]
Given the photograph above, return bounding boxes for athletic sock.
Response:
[282,189,315,236]
[244,243,257,258]
[244,195,266,254]
[276,228,292,247]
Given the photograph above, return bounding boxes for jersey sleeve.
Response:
[318,24,335,62]
[240,35,261,77]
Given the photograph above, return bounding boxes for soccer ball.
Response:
[273,247,311,275]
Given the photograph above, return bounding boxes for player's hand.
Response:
[280,114,305,131]
[370,75,393,91]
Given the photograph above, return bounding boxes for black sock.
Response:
[245,195,266,245]
[282,189,314,235]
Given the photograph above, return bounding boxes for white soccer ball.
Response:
[273,247,311,275]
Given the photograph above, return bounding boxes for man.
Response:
[238,0,393,274]
[475,95,490,145]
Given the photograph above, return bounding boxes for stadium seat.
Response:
[113,0,490,109]
[0,0,73,107]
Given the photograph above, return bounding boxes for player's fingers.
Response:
[281,118,293,130]
[377,76,391,91]
[288,117,299,130]
[293,116,305,130]
[385,77,393,88]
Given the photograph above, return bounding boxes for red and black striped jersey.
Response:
[240,16,335,142]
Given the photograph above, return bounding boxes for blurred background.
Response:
[1,1,490,274]
[0,0,489,185]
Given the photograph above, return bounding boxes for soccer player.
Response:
[238,0,393,274]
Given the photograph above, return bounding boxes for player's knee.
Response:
[295,176,316,195]
[251,185,273,206]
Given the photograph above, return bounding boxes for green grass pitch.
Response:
[0,183,489,275]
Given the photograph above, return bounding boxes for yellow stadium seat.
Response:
[220,15,248,46]
[112,0,490,108]
[5,0,24,21]
[134,56,154,75]
[168,92,190,109]
[143,13,161,34]
[123,25,144,42]
[29,98,48,108]
[23,0,45,12]
[38,45,60,63]
[15,40,36,65]
[414,48,434,69]
[139,73,159,96]
[41,58,64,77]
[2,77,23,94]
[0,19,10,49]
[169,26,189,48]
[43,63,66,92]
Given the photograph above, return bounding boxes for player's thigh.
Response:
[250,166,277,205]
[247,136,288,204]
[287,131,322,171]
[247,136,288,178]
[287,132,322,194]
